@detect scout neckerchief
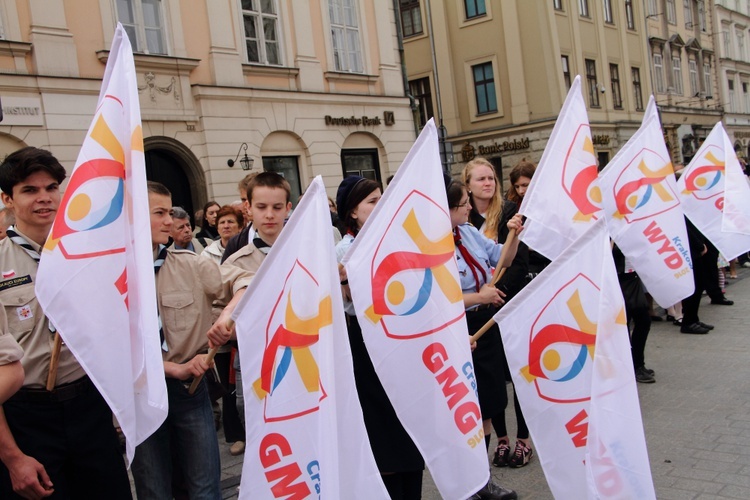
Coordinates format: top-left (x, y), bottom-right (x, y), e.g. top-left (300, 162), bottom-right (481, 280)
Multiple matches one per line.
top-left (154, 244), bottom-right (169, 351)
top-left (453, 226), bottom-right (488, 293)
top-left (253, 231), bottom-right (272, 255)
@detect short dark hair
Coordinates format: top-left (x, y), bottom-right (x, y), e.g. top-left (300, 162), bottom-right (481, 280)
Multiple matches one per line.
top-left (446, 180), bottom-right (467, 209)
top-left (0, 147), bottom-right (67, 196)
top-left (246, 171), bottom-right (291, 204)
top-left (216, 204), bottom-right (244, 228)
top-left (339, 178), bottom-right (380, 236)
top-left (147, 181), bottom-right (171, 198)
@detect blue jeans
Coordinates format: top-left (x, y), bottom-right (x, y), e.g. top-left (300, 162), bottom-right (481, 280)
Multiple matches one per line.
top-left (132, 378), bottom-right (221, 499)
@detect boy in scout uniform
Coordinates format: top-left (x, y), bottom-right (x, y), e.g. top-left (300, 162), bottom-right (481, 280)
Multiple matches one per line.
top-left (0, 147), bottom-right (131, 499)
top-left (130, 181), bottom-right (251, 499)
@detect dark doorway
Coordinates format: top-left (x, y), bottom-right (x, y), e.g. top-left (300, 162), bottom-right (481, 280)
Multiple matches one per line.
top-left (341, 148), bottom-right (382, 184)
top-left (145, 149), bottom-right (194, 220)
top-left (597, 151), bottom-right (610, 172)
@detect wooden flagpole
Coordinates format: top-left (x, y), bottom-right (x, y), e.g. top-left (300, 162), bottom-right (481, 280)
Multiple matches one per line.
top-left (469, 228), bottom-right (517, 344)
top-left (46, 333), bottom-right (62, 391)
top-left (189, 318), bottom-right (235, 395)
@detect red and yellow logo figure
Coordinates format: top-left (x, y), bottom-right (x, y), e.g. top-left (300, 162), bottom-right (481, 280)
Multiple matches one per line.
top-left (612, 149), bottom-right (678, 223)
top-left (562, 125), bottom-right (602, 222)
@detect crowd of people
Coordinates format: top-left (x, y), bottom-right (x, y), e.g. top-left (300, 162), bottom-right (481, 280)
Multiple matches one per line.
top-left (0, 146), bottom-right (742, 500)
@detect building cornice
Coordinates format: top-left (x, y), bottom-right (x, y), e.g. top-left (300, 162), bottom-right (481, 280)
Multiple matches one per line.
top-left (0, 40), bottom-right (31, 58)
top-left (96, 50), bottom-right (200, 73)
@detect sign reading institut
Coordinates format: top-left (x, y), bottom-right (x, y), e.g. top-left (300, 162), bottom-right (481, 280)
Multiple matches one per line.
top-left (1, 97), bottom-right (43, 126)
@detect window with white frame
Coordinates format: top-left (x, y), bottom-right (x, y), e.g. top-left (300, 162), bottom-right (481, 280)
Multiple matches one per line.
top-left (743, 81), bottom-right (750, 112)
top-left (241, 0), bottom-right (281, 65)
top-left (472, 62), bottom-right (498, 114)
top-left (554, 0), bottom-right (564, 11)
top-left (648, 0), bottom-right (658, 16)
top-left (704, 62), bottom-right (712, 96)
top-left (724, 30), bottom-right (732, 58)
top-left (610, 63), bottom-right (622, 108)
top-left (672, 55), bottom-right (683, 94)
top-left (729, 78), bottom-right (736, 112)
top-left (603, 0), bottom-right (613, 23)
top-left (666, 0), bottom-right (676, 24)
top-left (562, 55), bottom-right (572, 90)
top-left (654, 53), bottom-right (665, 92)
top-left (586, 59), bottom-right (600, 107)
top-left (684, 0), bottom-right (693, 27)
top-left (632, 67), bottom-right (644, 110)
top-left (738, 31), bottom-right (746, 61)
top-left (116, 0), bottom-right (166, 54)
top-left (464, 0), bottom-right (487, 19)
top-left (689, 59), bottom-right (699, 95)
top-left (579, 0), bottom-right (590, 17)
top-left (626, 0), bottom-right (635, 29)
top-left (329, 0), bottom-right (363, 73)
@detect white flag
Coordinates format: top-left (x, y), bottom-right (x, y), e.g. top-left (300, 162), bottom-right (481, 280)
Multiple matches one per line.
top-left (232, 177), bottom-right (387, 499)
top-left (36, 24), bottom-right (167, 464)
top-left (598, 97), bottom-right (694, 308)
top-left (496, 219), bottom-right (655, 499)
top-left (677, 122), bottom-right (750, 260)
top-left (342, 119), bottom-right (489, 500)
top-left (520, 75), bottom-right (602, 260)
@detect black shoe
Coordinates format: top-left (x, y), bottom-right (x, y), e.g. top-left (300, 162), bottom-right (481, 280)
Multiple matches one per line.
top-left (643, 366), bottom-right (655, 376)
top-left (672, 318), bottom-right (682, 326)
top-left (635, 366), bottom-right (656, 383)
top-left (710, 297), bottom-right (734, 305)
top-left (681, 322), bottom-right (710, 334)
top-left (698, 321), bottom-right (714, 330)
top-left (476, 480), bottom-right (518, 500)
top-left (666, 314), bottom-right (675, 322)
top-left (650, 315), bottom-right (664, 321)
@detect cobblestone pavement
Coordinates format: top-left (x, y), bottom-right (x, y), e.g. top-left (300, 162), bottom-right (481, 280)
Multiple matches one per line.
top-left (131, 266), bottom-right (750, 499)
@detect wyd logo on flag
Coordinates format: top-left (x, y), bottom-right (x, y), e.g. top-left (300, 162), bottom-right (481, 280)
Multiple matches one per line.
top-left (682, 147), bottom-right (724, 208)
top-left (612, 149), bottom-right (678, 223)
top-left (253, 260), bottom-right (331, 423)
top-left (44, 95), bottom-right (130, 260)
top-left (363, 191), bottom-right (463, 339)
top-left (522, 274), bottom-right (600, 404)
top-left (562, 124), bottom-right (601, 222)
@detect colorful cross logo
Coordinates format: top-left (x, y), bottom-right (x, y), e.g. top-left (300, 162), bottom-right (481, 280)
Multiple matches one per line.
top-left (682, 148), bottom-right (724, 201)
top-left (562, 125), bottom-right (601, 222)
top-left (612, 149), bottom-right (678, 223)
top-left (364, 191), bottom-right (463, 339)
top-left (254, 261), bottom-right (331, 422)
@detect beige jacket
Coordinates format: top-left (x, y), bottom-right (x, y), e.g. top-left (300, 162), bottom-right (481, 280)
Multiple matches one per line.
top-left (157, 248), bottom-right (252, 364)
top-left (222, 242), bottom-right (267, 275)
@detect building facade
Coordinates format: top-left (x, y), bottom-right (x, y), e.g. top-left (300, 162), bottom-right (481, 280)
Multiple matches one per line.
top-left (714, 0), bottom-right (750, 159)
top-left (401, 0), bottom-right (655, 188)
top-left (0, 0), bottom-right (415, 214)
top-left (645, 0), bottom-right (721, 165)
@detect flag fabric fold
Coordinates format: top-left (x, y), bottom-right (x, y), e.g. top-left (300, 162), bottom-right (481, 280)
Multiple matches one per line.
top-left (519, 75), bottom-right (602, 260)
top-left (342, 119), bottom-right (489, 500)
top-left (597, 96), bottom-right (694, 308)
top-left (495, 219), bottom-right (655, 499)
top-left (232, 176), bottom-right (387, 499)
top-left (35, 24), bottom-right (167, 464)
top-left (676, 122), bottom-right (750, 260)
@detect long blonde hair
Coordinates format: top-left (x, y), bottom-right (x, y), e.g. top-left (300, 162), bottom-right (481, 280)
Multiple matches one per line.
top-left (462, 157), bottom-right (503, 241)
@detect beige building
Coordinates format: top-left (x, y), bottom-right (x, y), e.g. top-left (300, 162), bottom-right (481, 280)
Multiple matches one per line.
top-left (402, 0), bottom-right (655, 187)
top-left (645, 0), bottom-right (721, 165)
top-left (0, 0), bottom-right (415, 215)
top-left (713, 0), bottom-right (750, 160)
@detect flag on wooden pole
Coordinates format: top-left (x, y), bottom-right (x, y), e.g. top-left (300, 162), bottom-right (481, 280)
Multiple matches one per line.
top-left (36, 24), bottom-right (167, 464)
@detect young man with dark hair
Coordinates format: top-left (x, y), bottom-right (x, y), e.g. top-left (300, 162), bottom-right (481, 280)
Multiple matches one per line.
top-left (131, 181), bottom-right (252, 498)
top-left (0, 146), bottom-right (132, 499)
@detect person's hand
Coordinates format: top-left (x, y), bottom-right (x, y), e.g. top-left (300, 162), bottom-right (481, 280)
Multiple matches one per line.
top-left (175, 355), bottom-right (211, 381)
top-left (507, 213), bottom-right (524, 234)
top-left (6, 454), bottom-right (54, 499)
top-left (207, 319), bottom-right (233, 349)
top-left (338, 264), bottom-right (347, 283)
top-left (701, 244), bottom-right (707, 256)
top-left (470, 340), bottom-right (477, 352)
top-left (478, 283), bottom-right (504, 306)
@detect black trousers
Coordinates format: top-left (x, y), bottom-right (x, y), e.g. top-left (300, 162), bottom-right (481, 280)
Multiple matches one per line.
top-left (214, 350), bottom-right (245, 443)
top-left (0, 377), bottom-right (131, 499)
